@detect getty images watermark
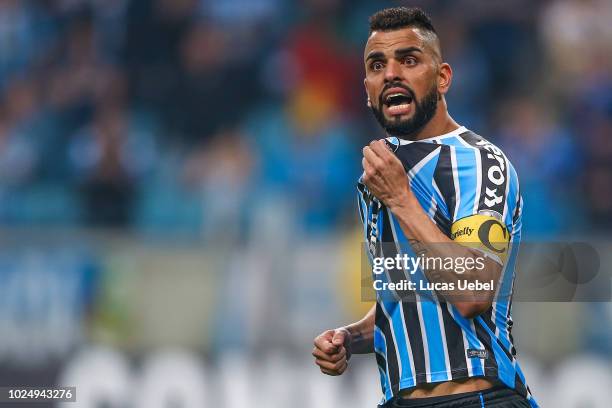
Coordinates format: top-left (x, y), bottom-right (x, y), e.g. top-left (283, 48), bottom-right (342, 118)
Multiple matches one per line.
top-left (371, 253), bottom-right (493, 293)
top-left (360, 241), bottom-right (611, 302)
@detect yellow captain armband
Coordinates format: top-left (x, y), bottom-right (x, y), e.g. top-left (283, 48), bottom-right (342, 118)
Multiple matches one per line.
top-left (450, 214), bottom-right (510, 265)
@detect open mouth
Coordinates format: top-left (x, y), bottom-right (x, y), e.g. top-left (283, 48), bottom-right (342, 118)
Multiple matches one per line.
top-left (383, 88), bottom-right (413, 116)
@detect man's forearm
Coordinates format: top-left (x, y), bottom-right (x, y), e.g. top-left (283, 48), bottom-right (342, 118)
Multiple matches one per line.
top-left (343, 304), bottom-right (376, 355)
top-left (387, 194), bottom-right (500, 316)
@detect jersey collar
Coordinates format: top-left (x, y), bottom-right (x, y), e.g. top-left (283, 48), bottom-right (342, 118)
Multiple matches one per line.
top-left (394, 126), bottom-right (468, 145)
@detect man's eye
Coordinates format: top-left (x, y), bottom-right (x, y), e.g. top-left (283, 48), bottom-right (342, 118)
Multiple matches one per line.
top-left (371, 61), bottom-right (384, 71)
top-left (403, 57), bottom-right (417, 66)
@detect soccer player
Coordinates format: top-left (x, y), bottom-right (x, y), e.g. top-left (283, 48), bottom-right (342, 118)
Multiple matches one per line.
top-left (312, 7), bottom-right (538, 408)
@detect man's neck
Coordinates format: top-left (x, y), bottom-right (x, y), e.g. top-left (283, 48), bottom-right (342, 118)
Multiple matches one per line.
top-left (412, 110), bottom-right (460, 141)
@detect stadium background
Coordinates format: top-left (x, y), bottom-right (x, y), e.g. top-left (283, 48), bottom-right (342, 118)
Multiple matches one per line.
top-left (0, 0), bottom-right (611, 406)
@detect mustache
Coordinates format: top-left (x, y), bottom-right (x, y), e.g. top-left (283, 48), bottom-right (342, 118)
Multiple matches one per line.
top-left (379, 82), bottom-right (415, 104)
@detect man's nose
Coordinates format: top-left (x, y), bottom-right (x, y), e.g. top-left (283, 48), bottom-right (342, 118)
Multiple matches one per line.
top-left (384, 59), bottom-right (403, 82)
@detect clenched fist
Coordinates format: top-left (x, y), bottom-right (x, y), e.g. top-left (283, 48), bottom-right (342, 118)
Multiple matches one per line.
top-left (362, 139), bottom-right (412, 210)
top-left (312, 328), bottom-right (351, 376)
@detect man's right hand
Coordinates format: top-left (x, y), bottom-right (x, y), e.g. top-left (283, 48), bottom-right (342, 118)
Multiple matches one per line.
top-left (312, 328), bottom-right (351, 376)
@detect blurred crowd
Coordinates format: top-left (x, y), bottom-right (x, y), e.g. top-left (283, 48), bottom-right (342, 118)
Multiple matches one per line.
top-left (1, 0), bottom-right (612, 238)
top-left (1, 3), bottom-right (611, 400)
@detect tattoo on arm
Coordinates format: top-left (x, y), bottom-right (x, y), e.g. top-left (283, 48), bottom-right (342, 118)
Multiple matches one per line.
top-left (408, 238), bottom-right (427, 257)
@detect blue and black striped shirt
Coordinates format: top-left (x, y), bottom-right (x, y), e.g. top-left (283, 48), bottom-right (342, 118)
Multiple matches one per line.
top-left (357, 126), bottom-right (538, 407)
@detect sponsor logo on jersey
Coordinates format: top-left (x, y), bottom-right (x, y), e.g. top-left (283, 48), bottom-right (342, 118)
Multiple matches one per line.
top-left (476, 139), bottom-right (507, 210)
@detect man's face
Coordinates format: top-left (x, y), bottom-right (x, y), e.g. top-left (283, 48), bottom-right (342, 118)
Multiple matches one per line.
top-left (364, 27), bottom-right (441, 138)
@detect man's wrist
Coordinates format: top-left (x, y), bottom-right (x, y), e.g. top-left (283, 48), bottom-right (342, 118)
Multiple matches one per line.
top-left (387, 190), bottom-right (419, 214)
top-left (336, 327), bottom-right (353, 359)
top-left (337, 326), bottom-right (353, 342)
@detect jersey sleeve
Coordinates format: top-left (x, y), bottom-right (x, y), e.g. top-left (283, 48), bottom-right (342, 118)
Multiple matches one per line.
top-left (441, 141), bottom-right (518, 265)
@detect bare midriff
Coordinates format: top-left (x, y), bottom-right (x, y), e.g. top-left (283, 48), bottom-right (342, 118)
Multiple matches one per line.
top-left (399, 377), bottom-right (495, 399)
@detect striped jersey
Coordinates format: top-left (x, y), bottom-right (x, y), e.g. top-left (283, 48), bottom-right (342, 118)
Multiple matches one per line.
top-left (356, 126), bottom-right (538, 407)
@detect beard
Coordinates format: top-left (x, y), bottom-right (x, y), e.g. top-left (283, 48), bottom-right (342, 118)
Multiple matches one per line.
top-left (370, 83), bottom-right (439, 139)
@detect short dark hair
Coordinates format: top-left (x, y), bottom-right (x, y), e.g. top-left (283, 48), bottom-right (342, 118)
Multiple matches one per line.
top-left (369, 7), bottom-right (437, 35)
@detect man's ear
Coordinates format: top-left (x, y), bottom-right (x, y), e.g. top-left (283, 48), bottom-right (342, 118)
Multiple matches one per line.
top-left (438, 62), bottom-right (453, 95)
top-left (364, 78), bottom-right (372, 107)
